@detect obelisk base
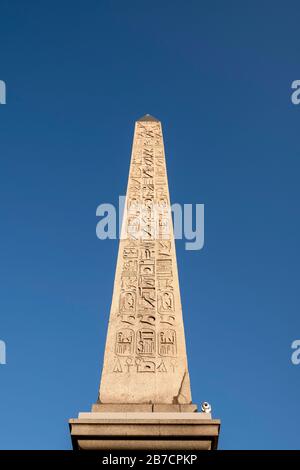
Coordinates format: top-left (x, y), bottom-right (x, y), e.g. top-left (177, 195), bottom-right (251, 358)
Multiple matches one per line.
top-left (69, 406), bottom-right (220, 450)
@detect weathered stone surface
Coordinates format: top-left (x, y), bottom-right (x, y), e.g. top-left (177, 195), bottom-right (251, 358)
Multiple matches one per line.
top-left (153, 404), bottom-right (181, 412)
top-left (153, 403), bottom-right (198, 412)
top-left (91, 403), bottom-right (153, 412)
top-left (77, 412), bottom-right (211, 420)
top-left (69, 415), bottom-right (220, 450)
top-left (98, 117), bottom-right (192, 404)
top-left (76, 439), bottom-right (214, 450)
top-left (91, 403), bottom-right (198, 412)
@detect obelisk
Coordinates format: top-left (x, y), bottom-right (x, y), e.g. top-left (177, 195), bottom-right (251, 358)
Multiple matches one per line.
top-left (99, 114), bottom-right (192, 404)
top-left (69, 115), bottom-right (220, 450)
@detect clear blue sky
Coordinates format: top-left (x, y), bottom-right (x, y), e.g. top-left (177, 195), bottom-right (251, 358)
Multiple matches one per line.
top-left (0, 0), bottom-right (300, 450)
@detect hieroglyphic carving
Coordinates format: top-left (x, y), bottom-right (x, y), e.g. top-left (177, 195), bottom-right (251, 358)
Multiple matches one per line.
top-left (155, 185), bottom-right (168, 201)
top-left (159, 313), bottom-right (175, 326)
top-left (127, 215), bottom-right (140, 239)
top-left (140, 243), bottom-right (155, 260)
top-left (123, 247), bottom-right (138, 259)
top-left (115, 329), bottom-right (134, 356)
top-left (156, 259), bottom-right (172, 276)
top-left (125, 357), bottom-right (134, 372)
top-left (157, 276), bottom-right (173, 290)
top-left (119, 313), bottom-right (136, 325)
top-left (139, 261), bottom-right (155, 276)
top-left (122, 259), bottom-right (138, 275)
top-left (127, 196), bottom-right (140, 212)
top-left (157, 359), bottom-right (167, 372)
top-left (143, 156), bottom-right (154, 172)
top-left (136, 328), bottom-right (155, 356)
top-left (142, 222), bottom-right (155, 241)
top-left (158, 216), bottom-right (170, 239)
top-left (121, 276), bottom-right (137, 292)
top-left (158, 240), bottom-right (171, 258)
top-left (139, 275), bottom-right (155, 289)
top-left (113, 358), bottom-right (122, 373)
top-left (132, 146), bottom-right (143, 162)
top-left (158, 330), bottom-right (177, 357)
top-left (137, 313), bottom-right (156, 326)
top-left (135, 358), bottom-right (155, 372)
top-left (142, 188), bottom-right (154, 203)
top-left (158, 291), bottom-right (174, 312)
top-left (155, 155), bottom-right (166, 177)
top-left (143, 198), bottom-right (154, 211)
top-left (157, 197), bottom-right (169, 211)
top-left (155, 176), bottom-right (166, 187)
top-left (128, 177), bottom-right (141, 193)
top-left (139, 288), bottom-right (156, 310)
top-left (113, 356), bottom-right (178, 374)
top-left (109, 118), bottom-right (182, 376)
top-left (120, 250), bottom-right (138, 324)
top-left (119, 291), bottom-right (136, 313)
top-left (130, 164), bottom-right (142, 178)
top-left (143, 165), bottom-right (154, 178)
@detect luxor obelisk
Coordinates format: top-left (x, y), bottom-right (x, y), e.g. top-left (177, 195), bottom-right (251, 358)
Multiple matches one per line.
top-left (69, 115), bottom-right (220, 450)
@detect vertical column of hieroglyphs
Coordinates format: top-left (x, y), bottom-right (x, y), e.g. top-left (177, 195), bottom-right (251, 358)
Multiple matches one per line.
top-left (99, 117), bottom-right (192, 403)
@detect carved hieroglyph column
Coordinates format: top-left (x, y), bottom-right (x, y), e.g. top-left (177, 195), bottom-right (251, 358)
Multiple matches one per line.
top-left (99, 114), bottom-right (192, 404)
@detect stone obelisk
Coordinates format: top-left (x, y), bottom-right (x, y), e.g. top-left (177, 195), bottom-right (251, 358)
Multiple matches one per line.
top-left (69, 115), bottom-right (220, 450)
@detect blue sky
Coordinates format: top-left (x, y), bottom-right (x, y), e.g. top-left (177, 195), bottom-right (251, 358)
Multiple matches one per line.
top-left (0, 0), bottom-right (300, 449)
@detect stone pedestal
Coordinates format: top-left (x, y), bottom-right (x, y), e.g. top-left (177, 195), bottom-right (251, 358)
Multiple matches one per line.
top-left (69, 404), bottom-right (220, 450)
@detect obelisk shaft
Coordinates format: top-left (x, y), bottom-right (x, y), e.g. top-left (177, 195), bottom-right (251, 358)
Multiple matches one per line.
top-left (99, 115), bottom-right (192, 404)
